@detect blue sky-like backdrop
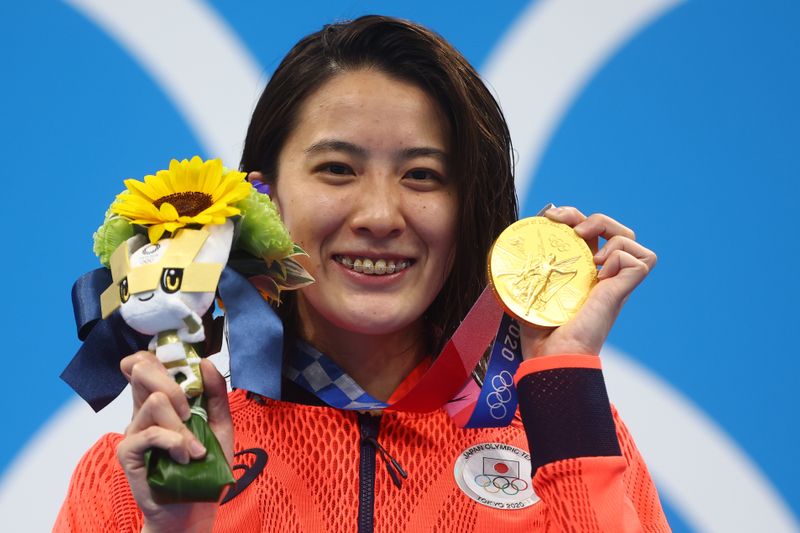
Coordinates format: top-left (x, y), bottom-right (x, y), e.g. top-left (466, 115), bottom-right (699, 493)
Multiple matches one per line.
top-left (1, 2), bottom-right (797, 531)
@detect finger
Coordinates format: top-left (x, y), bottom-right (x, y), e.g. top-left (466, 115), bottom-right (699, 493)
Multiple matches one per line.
top-left (573, 213), bottom-right (636, 256)
top-left (126, 391), bottom-right (185, 434)
top-left (595, 235), bottom-right (657, 271)
top-left (200, 360), bottom-right (230, 422)
top-left (117, 425), bottom-right (194, 467)
top-left (596, 249), bottom-right (650, 292)
top-left (199, 360), bottom-right (234, 461)
top-left (126, 392), bottom-right (207, 460)
top-left (120, 351), bottom-right (156, 381)
top-left (126, 355), bottom-right (191, 421)
top-left (544, 206), bottom-right (603, 253)
top-left (543, 206), bottom-right (587, 227)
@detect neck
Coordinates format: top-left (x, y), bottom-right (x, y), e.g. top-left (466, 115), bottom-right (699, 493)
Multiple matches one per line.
top-left (295, 298), bottom-right (426, 402)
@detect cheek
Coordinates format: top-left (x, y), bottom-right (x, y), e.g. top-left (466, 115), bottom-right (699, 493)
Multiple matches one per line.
top-left (415, 195), bottom-right (459, 257)
top-left (276, 189), bottom-right (349, 256)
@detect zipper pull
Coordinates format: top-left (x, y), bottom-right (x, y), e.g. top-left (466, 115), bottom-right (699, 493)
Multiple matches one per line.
top-left (363, 436), bottom-right (408, 489)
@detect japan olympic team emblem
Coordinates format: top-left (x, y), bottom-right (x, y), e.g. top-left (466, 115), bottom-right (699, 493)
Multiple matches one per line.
top-left (453, 442), bottom-right (540, 510)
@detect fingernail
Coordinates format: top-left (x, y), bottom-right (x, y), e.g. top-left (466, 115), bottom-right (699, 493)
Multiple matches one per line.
top-left (189, 439), bottom-right (206, 458)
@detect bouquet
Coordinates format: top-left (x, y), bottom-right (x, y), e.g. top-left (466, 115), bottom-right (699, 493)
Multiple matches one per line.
top-left (64, 156), bottom-right (313, 502)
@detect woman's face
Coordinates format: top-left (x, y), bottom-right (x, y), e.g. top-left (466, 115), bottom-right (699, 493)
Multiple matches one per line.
top-left (271, 69), bottom-right (458, 340)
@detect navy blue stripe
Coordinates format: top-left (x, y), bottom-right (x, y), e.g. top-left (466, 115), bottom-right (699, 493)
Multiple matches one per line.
top-left (517, 367), bottom-right (621, 473)
top-left (357, 413), bottom-right (380, 533)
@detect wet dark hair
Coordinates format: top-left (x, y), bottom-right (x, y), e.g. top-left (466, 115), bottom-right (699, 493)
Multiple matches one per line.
top-left (240, 15), bottom-right (518, 354)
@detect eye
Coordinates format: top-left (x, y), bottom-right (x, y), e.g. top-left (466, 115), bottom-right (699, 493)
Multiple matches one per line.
top-left (161, 268), bottom-right (183, 293)
top-left (320, 163), bottom-right (354, 176)
top-left (404, 169), bottom-right (441, 181)
top-left (119, 277), bottom-right (130, 303)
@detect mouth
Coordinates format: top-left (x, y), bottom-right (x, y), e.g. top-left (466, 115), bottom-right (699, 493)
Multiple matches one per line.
top-left (137, 293), bottom-right (155, 302)
top-left (333, 254), bottom-right (414, 276)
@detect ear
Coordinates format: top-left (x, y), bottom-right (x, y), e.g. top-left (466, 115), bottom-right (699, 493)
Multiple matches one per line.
top-left (246, 171), bottom-right (264, 185)
top-left (248, 171), bottom-right (280, 210)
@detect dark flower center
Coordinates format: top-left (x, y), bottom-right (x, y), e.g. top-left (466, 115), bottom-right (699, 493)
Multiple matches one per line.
top-left (153, 192), bottom-right (213, 217)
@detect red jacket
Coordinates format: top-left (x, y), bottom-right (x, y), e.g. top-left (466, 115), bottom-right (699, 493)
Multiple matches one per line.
top-left (55, 355), bottom-right (670, 532)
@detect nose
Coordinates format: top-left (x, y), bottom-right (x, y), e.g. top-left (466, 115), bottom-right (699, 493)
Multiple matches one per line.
top-left (349, 176), bottom-right (405, 239)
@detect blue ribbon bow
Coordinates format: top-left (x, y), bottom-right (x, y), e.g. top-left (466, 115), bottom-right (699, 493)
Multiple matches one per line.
top-left (61, 266), bottom-right (283, 412)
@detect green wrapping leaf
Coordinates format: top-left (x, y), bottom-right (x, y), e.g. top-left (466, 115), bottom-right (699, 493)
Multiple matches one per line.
top-left (277, 258), bottom-right (315, 289)
top-left (145, 396), bottom-right (234, 503)
top-left (291, 243), bottom-right (308, 256)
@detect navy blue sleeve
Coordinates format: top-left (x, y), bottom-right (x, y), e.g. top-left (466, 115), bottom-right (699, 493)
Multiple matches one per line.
top-left (517, 367), bottom-right (622, 473)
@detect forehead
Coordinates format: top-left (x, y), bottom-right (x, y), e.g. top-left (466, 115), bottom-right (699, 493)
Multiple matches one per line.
top-left (287, 69), bottom-right (450, 151)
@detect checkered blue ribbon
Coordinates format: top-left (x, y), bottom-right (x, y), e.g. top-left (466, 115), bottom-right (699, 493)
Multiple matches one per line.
top-left (284, 341), bottom-right (389, 410)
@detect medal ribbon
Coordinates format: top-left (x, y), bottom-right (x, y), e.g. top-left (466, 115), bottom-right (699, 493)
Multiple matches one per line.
top-left (283, 287), bottom-right (523, 428)
top-left (445, 313), bottom-right (522, 427)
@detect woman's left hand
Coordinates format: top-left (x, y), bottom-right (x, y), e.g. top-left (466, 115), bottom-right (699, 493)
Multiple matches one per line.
top-left (519, 206), bottom-right (657, 359)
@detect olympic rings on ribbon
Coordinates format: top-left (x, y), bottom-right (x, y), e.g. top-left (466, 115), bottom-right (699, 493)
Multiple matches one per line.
top-left (473, 474), bottom-right (529, 495)
top-left (486, 370), bottom-right (515, 420)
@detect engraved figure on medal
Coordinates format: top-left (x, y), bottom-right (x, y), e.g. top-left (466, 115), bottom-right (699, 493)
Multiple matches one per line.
top-left (504, 229), bottom-right (580, 315)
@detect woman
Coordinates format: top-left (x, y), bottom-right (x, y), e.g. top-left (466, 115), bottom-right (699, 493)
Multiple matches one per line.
top-left (57, 15), bottom-right (668, 532)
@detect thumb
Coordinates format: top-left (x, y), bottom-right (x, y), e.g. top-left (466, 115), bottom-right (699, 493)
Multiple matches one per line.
top-left (199, 359), bottom-right (234, 460)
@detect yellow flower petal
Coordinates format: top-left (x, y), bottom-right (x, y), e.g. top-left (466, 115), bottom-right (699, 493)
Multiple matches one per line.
top-left (145, 172), bottom-right (174, 197)
top-left (159, 202), bottom-right (179, 220)
top-left (123, 178), bottom-right (161, 201)
top-left (148, 224), bottom-right (167, 243)
top-left (189, 214), bottom-right (213, 225)
top-left (169, 159), bottom-right (188, 191)
top-left (215, 183), bottom-right (252, 206)
top-left (112, 197), bottom-right (161, 220)
top-left (163, 221), bottom-right (185, 232)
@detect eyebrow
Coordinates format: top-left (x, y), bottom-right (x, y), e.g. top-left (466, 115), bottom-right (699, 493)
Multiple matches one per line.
top-left (305, 139), bottom-right (447, 162)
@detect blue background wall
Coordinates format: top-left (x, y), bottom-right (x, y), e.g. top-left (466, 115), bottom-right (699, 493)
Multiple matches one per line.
top-left (1, 2), bottom-right (797, 531)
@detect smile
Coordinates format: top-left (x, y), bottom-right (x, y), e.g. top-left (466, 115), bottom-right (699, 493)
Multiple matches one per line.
top-left (334, 255), bottom-right (413, 275)
top-left (137, 293), bottom-right (154, 301)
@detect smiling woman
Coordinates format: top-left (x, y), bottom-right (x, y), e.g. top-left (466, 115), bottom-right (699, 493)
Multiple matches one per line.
top-left (56, 15), bottom-right (669, 533)
top-left (258, 70), bottom-right (459, 400)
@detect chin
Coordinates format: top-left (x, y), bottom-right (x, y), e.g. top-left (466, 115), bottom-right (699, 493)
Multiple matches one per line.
top-left (336, 313), bottom-right (416, 337)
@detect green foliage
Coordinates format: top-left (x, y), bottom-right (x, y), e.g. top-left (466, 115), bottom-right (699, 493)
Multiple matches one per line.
top-left (235, 189), bottom-right (293, 263)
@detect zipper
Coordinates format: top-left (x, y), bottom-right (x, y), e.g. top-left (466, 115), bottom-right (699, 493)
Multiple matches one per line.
top-left (357, 412), bottom-right (381, 533)
top-left (357, 413), bottom-right (409, 532)
top-left (362, 436), bottom-right (408, 489)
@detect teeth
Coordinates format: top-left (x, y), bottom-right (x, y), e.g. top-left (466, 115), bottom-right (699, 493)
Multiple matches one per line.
top-left (336, 256), bottom-right (410, 275)
top-left (362, 258), bottom-right (374, 274)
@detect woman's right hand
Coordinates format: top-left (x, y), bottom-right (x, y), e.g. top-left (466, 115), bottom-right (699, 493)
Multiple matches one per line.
top-left (116, 351), bottom-right (234, 533)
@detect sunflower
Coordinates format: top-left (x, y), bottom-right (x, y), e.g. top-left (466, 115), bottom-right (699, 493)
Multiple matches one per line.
top-left (112, 156), bottom-right (253, 242)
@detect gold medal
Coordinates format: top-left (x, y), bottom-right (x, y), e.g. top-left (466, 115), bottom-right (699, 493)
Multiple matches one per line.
top-left (488, 217), bottom-right (597, 327)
